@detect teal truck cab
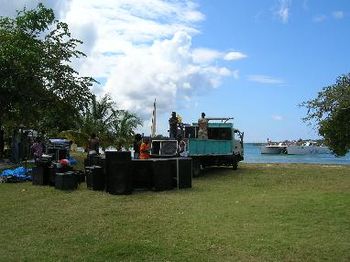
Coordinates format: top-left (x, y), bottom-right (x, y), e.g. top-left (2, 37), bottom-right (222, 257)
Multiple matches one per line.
top-left (150, 117), bottom-right (244, 176)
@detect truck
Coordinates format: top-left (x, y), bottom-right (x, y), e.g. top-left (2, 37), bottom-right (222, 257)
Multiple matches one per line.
top-left (150, 117), bottom-right (244, 176)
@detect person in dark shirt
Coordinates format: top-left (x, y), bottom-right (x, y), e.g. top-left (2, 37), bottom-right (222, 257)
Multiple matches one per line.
top-left (87, 133), bottom-right (100, 155)
top-left (133, 134), bottom-right (142, 159)
top-left (169, 112), bottom-right (178, 139)
top-left (31, 137), bottom-right (43, 161)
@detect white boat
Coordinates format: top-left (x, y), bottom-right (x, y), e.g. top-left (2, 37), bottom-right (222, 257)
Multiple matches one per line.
top-left (286, 142), bottom-right (331, 155)
top-left (261, 144), bottom-right (287, 154)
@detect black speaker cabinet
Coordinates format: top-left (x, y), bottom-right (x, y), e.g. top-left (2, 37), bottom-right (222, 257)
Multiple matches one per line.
top-left (105, 151), bottom-right (132, 195)
top-left (92, 166), bottom-right (105, 191)
top-left (32, 166), bottom-right (49, 185)
top-left (55, 172), bottom-right (77, 190)
top-left (152, 159), bottom-right (174, 191)
top-left (176, 158), bottom-right (192, 189)
top-left (132, 159), bottom-right (154, 189)
top-left (85, 166), bottom-right (94, 189)
top-left (48, 166), bottom-right (57, 186)
top-left (85, 166), bottom-right (105, 191)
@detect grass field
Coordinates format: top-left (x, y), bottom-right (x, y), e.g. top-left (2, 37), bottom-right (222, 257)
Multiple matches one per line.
top-left (0, 163), bottom-right (349, 261)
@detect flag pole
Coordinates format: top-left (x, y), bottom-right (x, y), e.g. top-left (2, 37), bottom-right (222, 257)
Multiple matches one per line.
top-left (151, 98), bottom-right (157, 137)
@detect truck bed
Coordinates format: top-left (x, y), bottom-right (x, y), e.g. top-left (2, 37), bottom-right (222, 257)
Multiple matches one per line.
top-left (188, 139), bottom-right (233, 156)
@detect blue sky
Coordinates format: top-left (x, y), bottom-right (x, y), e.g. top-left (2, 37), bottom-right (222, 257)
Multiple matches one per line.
top-left (1, 0), bottom-right (349, 142)
top-left (176, 0), bottom-right (350, 142)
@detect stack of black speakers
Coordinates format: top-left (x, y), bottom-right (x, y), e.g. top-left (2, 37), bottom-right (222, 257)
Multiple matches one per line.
top-left (131, 158), bottom-right (192, 191)
top-left (85, 166), bottom-right (105, 191)
top-left (105, 151), bottom-right (132, 195)
top-left (151, 159), bottom-right (174, 191)
top-left (32, 157), bottom-right (82, 191)
top-left (55, 171), bottom-right (78, 190)
top-left (83, 152), bottom-right (192, 195)
top-left (32, 158), bottom-right (52, 185)
top-left (171, 158), bottom-right (192, 189)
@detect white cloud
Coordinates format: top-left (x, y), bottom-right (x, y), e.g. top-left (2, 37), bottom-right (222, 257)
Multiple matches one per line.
top-left (1, 0), bottom-right (246, 134)
top-left (332, 11), bottom-right (344, 20)
top-left (192, 49), bottom-right (247, 64)
top-left (60, 1), bottom-right (241, 121)
top-left (275, 0), bottom-right (291, 24)
top-left (247, 75), bottom-right (285, 85)
top-left (224, 51), bottom-right (247, 61)
top-left (313, 14), bottom-right (327, 23)
top-left (272, 115), bottom-right (283, 121)
top-left (192, 48), bottom-right (222, 64)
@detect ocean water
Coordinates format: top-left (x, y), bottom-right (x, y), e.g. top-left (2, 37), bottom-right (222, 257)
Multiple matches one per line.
top-left (243, 143), bottom-right (350, 165)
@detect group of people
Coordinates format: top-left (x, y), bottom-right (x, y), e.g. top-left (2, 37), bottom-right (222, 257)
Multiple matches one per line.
top-left (169, 111), bottom-right (208, 140)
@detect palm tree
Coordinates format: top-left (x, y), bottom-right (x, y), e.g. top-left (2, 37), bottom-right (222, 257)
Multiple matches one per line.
top-left (60, 95), bottom-right (142, 150)
top-left (60, 94), bottom-right (116, 148)
top-left (113, 110), bottom-right (142, 150)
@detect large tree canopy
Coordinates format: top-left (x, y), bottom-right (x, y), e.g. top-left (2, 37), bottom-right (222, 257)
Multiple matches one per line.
top-left (0, 3), bottom-right (95, 133)
top-left (302, 73), bottom-right (350, 156)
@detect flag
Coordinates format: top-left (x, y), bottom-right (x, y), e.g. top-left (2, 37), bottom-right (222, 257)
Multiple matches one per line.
top-left (151, 98), bottom-right (156, 137)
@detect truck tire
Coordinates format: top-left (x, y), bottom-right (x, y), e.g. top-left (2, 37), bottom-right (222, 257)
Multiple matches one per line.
top-left (232, 155), bottom-right (238, 170)
top-left (232, 161), bottom-right (238, 170)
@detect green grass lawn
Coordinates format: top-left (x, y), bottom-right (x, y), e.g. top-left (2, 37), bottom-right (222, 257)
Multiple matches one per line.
top-left (0, 163), bottom-right (349, 261)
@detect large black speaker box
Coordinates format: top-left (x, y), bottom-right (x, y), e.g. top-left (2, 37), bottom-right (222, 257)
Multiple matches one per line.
top-left (152, 159), bottom-right (174, 191)
top-left (48, 166), bottom-right (56, 186)
top-left (176, 158), bottom-right (192, 189)
top-left (85, 166), bottom-right (105, 191)
top-left (55, 172), bottom-right (78, 190)
top-left (93, 166), bottom-right (105, 191)
top-left (105, 151), bottom-right (132, 195)
top-left (85, 166), bottom-right (94, 189)
top-left (132, 160), bottom-right (154, 189)
top-left (32, 166), bottom-right (49, 185)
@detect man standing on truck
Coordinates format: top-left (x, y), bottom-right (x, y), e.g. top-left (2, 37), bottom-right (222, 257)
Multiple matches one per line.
top-left (198, 112), bottom-right (208, 139)
top-left (169, 112), bottom-right (178, 139)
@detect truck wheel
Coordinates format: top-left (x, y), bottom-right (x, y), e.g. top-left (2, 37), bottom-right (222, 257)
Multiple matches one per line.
top-left (193, 159), bottom-right (201, 177)
top-left (232, 162), bottom-right (238, 170)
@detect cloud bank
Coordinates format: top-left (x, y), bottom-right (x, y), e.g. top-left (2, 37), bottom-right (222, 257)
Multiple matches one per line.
top-left (1, 0), bottom-right (246, 131)
top-left (59, 0), bottom-right (244, 120)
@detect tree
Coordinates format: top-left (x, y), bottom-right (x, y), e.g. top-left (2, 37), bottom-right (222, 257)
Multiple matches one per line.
top-left (60, 95), bottom-right (117, 149)
top-left (113, 110), bottom-right (142, 150)
top-left (0, 4), bottom-right (95, 136)
top-left (302, 73), bottom-right (350, 156)
top-left (60, 95), bottom-right (142, 150)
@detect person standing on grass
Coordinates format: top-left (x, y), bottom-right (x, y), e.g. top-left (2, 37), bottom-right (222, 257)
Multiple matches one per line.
top-left (133, 134), bottom-right (142, 159)
top-left (87, 133), bottom-right (100, 155)
top-left (139, 138), bottom-right (150, 159)
top-left (31, 137), bottom-right (43, 161)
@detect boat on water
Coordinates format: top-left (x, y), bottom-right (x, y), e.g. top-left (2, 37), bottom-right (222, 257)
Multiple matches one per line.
top-left (260, 139), bottom-right (331, 155)
top-left (286, 142), bottom-right (331, 155)
top-left (261, 143), bottom-right (287, 154)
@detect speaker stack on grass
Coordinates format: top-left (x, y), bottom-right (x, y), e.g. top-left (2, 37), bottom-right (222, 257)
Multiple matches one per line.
top-left (32, 155), bottom-right (83, 191)
top-left (32, 148), bottom-right (192, 194)
top-left (83, 151), bottom-right (193, 195)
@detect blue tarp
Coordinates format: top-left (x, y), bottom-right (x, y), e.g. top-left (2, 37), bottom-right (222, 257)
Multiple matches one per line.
top-left (0, 167), bottom-right (32, 183)
top-left (68, 156), bottom-right (77, 166)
